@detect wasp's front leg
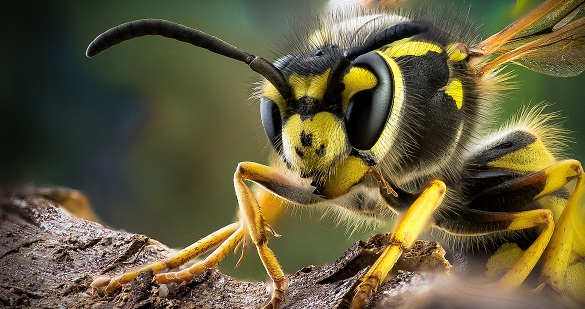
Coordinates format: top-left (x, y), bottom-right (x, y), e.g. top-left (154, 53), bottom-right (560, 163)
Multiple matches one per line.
top-left (91, 222), bottom-right (243, 293)
top-left (91, 161), bottom-right (304, 308)
top-left (232, 161), bottom-right (306, 308)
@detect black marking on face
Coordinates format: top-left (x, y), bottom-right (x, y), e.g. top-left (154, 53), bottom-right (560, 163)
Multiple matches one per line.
top-left (289, 96), bottom-right (339, 120)
top-left (300, 130), bottom-right (313, 147)
top-left (295, 147), bottom-right (304, 159)
top-left (316, 144), bottom-right (326, 158)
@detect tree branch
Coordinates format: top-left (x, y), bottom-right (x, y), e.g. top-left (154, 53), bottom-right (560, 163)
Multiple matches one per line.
top-left (1, 187), bottom-right (562, 308)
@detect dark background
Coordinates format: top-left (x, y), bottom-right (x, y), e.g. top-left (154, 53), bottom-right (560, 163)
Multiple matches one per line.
top-left (2, 0), bottom-right (584, 280)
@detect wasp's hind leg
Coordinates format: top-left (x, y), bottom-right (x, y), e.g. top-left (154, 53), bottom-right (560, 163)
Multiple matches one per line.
top-left (540, 162), bottom-right (585, 303)
top-left (450, 126), bottom-right (585, 302)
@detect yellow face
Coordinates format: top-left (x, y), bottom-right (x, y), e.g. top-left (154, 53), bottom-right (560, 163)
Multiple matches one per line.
top-left (262, 51), bottom-right (388, 197)
top-left (281, 111), bottom-right (349, 180)
top-left (262, 65), bottom-right (379, 188)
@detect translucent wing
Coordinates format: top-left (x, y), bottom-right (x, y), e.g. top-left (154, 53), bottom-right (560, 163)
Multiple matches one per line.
top-left (471, 0), bottom-right (585, 77)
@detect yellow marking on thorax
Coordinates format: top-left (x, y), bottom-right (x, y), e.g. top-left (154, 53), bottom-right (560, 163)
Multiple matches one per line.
top-left (445, 79), bottom-right (463, 109)
top-left (340, 67), bottom-right (377, 113)
top-left (381, 39), bottom-right (443, 58)
top-left (446, 43), bottom-right (469, 62)
top-left (488, 139), bottom-right (556, 172)
top-left (289, 70), bottom-right (330, 100)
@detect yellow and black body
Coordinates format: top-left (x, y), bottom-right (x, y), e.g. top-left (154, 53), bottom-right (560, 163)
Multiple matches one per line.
top-left (86, 0), bottom-right (585, 308)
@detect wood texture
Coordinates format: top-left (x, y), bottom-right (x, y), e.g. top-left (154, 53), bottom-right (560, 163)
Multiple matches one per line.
top-left (0, 187), bottom-right (563, 308)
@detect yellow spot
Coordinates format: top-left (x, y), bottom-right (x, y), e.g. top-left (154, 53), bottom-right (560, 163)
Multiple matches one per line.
top-left (381, 40), bottom-right (443, 58)
top-left (486, 243), bottom-right (524, 278)
top-left (445, 79), bottom-right (463, 109)
top-left (340, 67), bottom-right (377, 113)
top-left (446, 43), bottom-right (468, 62)
top-left (289, 70), bottom-right (330, 100)
top-left (488, 139), bottom-right (556, 172)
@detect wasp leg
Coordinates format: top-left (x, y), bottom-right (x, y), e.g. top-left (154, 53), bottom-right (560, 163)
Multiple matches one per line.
top-left (539, 161), bottom-right (585, 301)
top-left (232, 162), bottom-right (293, 309)
top-left (91, 222), bottom-right (240, 293)
top-left (443, 159), bottom-right (584, 298)
top-left (155, 223), bottom-right (245, 283)
top-left (494, 209), bottom-right (555, 289)
top-left (92, 161), bottom-right (305, 308)
top-left (488, 159), bottom-right (583, 289)
top-left (351, 180), bottom-right (447, 309)
top-left (483, 159), bottom-right (583, 291)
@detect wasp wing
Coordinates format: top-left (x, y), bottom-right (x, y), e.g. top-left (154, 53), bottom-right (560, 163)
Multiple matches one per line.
top-left (472, 0), bottom-right (585, 77)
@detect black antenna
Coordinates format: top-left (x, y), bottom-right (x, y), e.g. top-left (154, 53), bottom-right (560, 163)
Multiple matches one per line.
top-left (323, 21), bottom-right (430, 102)
top-left (87, 19), bottom-right (293, 102)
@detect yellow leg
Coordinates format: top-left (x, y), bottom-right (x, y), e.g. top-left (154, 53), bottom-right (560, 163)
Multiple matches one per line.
top-left (483, 159), bottom-right (584, 300)
top-left (485, 160), bottom-right (582, 290)
top-left (92, 161), bottom-right (297, 308)
top-left (497, 209), bottom-right (554, 289)
top-left (156, 224), bottom-right (245, 283)
top-left (540, 160), bottom-right (585, 300)
top-left (91, 222), bottom-right (239, 292)
top-left (351, 180), bottom-right (446, 309)
top-left (234, 162), bottom-right (287, 308)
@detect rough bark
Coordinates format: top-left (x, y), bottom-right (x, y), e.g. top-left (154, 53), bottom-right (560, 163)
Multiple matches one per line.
top-left (0, 187), bottom-right (566, 308)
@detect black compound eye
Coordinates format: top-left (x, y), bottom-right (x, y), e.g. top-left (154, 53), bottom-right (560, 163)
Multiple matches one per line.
top-left (344, 52), bottom-right (393, 150)
top-left (260, 97), bottom-right (283, 152)
top-left (345, 89), bottom-right (376, 150)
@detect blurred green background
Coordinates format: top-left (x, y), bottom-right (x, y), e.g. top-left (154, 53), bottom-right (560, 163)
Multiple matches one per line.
top-left (2, 0), bottom-right (584, 281)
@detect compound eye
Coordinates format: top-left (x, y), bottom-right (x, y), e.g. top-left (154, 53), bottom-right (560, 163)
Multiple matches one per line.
top-left (260, 97), bottom-right (283, 152)
top-left (344, 52), bottom-right (393, 150)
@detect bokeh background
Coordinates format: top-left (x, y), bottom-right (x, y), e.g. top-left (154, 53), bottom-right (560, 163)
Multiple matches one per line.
top-left (2, 0), bottom-right (584, 281)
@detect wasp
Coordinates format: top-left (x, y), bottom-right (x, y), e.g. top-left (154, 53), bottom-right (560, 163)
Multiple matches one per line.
top-left (87, 0), bottom-right (585, 307)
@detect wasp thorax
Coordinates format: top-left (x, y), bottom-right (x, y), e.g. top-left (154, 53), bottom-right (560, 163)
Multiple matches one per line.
top-left (281, 112), bottom-right (349, 178)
